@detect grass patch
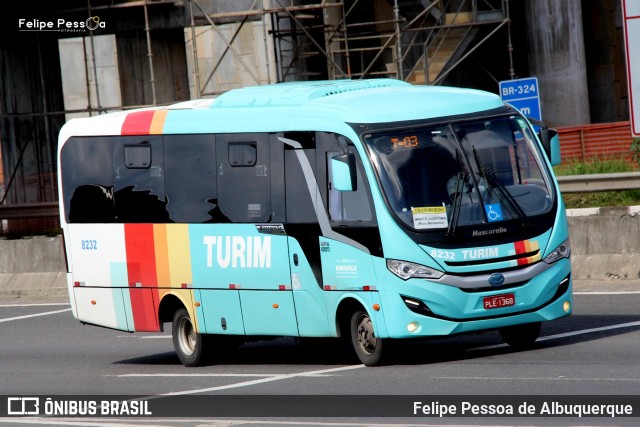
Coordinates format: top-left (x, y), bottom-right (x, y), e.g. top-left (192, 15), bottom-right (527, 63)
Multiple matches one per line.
top-left (553, 157), bottom-right (638, 176)
top-left (553, 158), bottom-right (640, 208)
top-left (561, 190), bottom-right (640, 209)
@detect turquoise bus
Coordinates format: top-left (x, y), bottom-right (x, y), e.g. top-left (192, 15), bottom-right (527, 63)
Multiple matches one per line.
top-left (57, 78), bottom-right (572, 366)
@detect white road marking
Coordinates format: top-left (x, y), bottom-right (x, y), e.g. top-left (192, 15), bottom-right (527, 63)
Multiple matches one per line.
top-left (154, 364), bottom-right (365, 397)
top-left (0, 303), bottom-right (70, 307)
top-left (472, 320), bottom-right (640, 351)
top-left (113, 373), bottom-right (333, 378)
top-left (0, 308), bottom-right (71, 323)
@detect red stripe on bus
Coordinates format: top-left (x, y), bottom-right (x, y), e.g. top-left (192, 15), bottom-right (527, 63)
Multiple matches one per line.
top-left (128, 288), bottom-right (160, 332)
top-left (513, 240), bottom-right (529, 266)
top-left (125, 224), bottom-right (160, 331)
top-left (513, 240), bottom-right (526, 255)
top-left (121, 110), bottom-right (155, 135)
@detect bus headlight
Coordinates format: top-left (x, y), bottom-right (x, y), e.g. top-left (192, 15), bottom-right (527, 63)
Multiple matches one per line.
top-left (387, 259), bottom-right (444, 280)
top-left (542, 238), bottom-right (571, 264)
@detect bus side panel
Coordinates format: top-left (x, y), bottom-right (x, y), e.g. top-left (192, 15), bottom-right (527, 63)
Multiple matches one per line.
top-left (67, 224), bottom-right (127, 287)
top-left (292, 290), bottom-right (330, 337)
top-left (125, 288), bottom-right (160, 332)
top-left (371, 290), bottom-right (389, 339)
top-left (319, 237), bottom-right (377, 293)
top-left (288, 238), bottom-right (331, 337)
top-left (239, 291), bottom-right (299, 336)
top-left (196, 289), bottom-right (245, 335)
top-left (165, 224), bottom-right (193, 288)
top-left (124, 224), bottom-right (161, 332)
top-left (153, 224), bottom-right (172, 287)
top-left (74, 287), bottom-right (129, 331)
top-left (189, 224), bottom-right (291, 291)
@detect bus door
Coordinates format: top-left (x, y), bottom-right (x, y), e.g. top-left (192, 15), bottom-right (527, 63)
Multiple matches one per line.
top-left (281, 132), bottom-right (383, 335)
top-left (212, 134), bottom-right (297, 337)
top-left (319, 145), bottom-right (379, 295)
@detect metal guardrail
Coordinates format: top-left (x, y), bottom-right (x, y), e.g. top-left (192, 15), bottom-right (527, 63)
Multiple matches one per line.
top-left (557, 172), bottom-right (640, 193)
top-left (0, 202), bottom-right (59, 220)
top-left (0, 173), bottom-right (639, 222)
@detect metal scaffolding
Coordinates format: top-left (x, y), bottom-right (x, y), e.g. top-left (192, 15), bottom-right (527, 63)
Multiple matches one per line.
top-left (0, 0), bottom-right (514, 235)
top-left (184, 0), bottom-right (511, 94)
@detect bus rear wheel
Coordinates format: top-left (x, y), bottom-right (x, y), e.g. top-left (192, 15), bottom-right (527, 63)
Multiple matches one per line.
top-left (172, 307), bottom-right (208, 367)
top-left (499, 321), bottom-right (541, 349)
top-left (350, 310), bottom-right (385, 366)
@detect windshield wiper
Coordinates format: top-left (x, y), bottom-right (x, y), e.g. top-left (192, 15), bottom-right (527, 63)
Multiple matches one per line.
top-left (446, 171), bottom-right (466, 237)
top-left (472, 146), bottom-right (531, 227)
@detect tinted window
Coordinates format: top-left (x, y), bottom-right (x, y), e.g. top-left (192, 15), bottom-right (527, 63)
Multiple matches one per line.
top-left (164, 134), bottom-right (218, 223)
top-left (285, 148), bottom-right (318, 223)
top-left (364, 116), bottom-right (554, 232)
top-left (316, 132), bottom-right (375, 227)
top-left (216, 134), bottom-right (271, 222)
top-left (326, 149), bottom-right (372, 222)
top-left (60, 137), bottom-right (114, 223)
top-left (113, 137), bottom-right (169, 223)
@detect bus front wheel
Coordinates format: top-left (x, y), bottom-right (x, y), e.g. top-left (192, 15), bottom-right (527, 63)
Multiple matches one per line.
top-left (499, 321), bottom-right (541, 349)
top-left (350, 310), bottom-right (384, 366)
top-left (172, 307), bottom-right (208, 367)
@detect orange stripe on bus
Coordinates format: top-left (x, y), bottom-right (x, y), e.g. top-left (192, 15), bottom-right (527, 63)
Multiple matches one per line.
top-left (149, 109), bottom-right (168, 134)
top-left (153, 224), bottom-right (171, 288)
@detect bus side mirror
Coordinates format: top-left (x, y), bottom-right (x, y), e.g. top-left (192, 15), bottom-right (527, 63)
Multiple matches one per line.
top-left (331, 153), bottom-right (357, 191)
top-left (539, 128), bottom-right (561, 166)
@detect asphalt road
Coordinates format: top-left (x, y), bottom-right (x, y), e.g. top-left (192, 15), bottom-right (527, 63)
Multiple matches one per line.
top-left (1, 287), bottom-right (639, 427)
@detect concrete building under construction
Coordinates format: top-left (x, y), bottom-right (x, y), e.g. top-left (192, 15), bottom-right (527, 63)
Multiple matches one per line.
top-left (0, 0), bottom-right (630, 235)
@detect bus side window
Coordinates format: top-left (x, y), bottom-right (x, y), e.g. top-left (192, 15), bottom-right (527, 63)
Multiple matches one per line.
top-left (164, 134), bottom-right (217, 223)
top-left (113, 137), bottom-right (170, 223)
top-left (285, 147), bottom-right (318, 223)
top-left (216, 134), bottom-right (272, 223)
top-left (326, 149), bottom-right (372, 222)
top-left (316, 133), bottom-right (374, 225)
top-left (61, 136), bottom-right (114, 223)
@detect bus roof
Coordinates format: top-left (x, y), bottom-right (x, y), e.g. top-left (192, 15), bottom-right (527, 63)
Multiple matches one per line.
top-left (58, 79), bottom-right (506, 139)
top-left (210, 79), bottom-right (504, 122)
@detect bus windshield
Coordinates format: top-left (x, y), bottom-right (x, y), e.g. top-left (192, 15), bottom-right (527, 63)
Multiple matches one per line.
top-left (363, 115), bottom-right (554, 235)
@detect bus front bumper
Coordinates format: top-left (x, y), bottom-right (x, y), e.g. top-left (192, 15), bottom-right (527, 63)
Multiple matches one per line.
top-left (376, 258), bottom-right (572, 339)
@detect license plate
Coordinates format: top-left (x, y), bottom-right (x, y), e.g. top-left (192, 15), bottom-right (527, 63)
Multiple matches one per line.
top-left (483, 293), bottom-right (515, 309)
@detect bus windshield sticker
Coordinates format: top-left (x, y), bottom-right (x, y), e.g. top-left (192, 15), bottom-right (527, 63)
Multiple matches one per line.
top-left (411, 206), bottom-right (448, 229)
top-left (484, 203), bottom-right (503, 222)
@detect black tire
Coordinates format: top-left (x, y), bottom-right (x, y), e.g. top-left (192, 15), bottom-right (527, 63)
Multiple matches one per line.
top-left (499, 322), bottom-right (541, 349)
top-left (350, 310), bottom-right (385, 366)
top-left (172, 307), bottom-right (208, 367)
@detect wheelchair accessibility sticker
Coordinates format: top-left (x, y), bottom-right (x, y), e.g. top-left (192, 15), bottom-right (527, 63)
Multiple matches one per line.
top-left (484, 204), bottom-right (503, 222)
